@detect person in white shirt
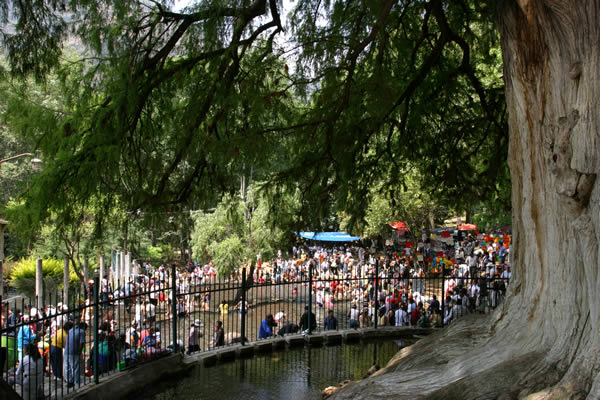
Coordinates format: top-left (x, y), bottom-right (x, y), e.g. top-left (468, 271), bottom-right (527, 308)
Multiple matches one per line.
top-left (395, 305), bottom-right (409, 326)
top-left (469, 281), bottom-right (480, 299)
top-left (444, 300), bottom-right (462, 325)
top-left (134, 299), bottom-right (144, 326)
top-left (126, 321), bottom-right (139, 348)
top-left (274, 309), bottom-right (287, 326)
top-left (11, 344), bottom-right (43, 400)
top-left (348, 304), bottom-right (360, 328)
top-left (145, 300), bottom-right (156, 324)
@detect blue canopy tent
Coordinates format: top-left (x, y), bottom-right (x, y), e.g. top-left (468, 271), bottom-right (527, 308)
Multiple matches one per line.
top-left (296, 232), bottom-right (361, 242)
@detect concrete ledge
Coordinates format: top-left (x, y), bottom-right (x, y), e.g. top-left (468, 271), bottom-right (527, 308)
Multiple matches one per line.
top-left (272, 337), bottom-right (287, 350)
top-left (69, 353), bottom-right (188, 400)
top-left (201, 353), bottom-right (217, 367)
top-left (344, 330), bottom-right (361, 342)
top-left (305, 334), bottom-right (324, 346)
top-left (324, 332), bottom-right (343, 345)
top-left (285, 334), bottom-right (305, 348)
top-left (254, 341), bottom-right (273, 353)
top-left (361, 328), bottom-right (380, 339)
top-left (70, 327), bottom-right (433, 400)
top-left (216, 347), bottom-right (237, 361)
top-left (237, 345), bottom-right (254, 358)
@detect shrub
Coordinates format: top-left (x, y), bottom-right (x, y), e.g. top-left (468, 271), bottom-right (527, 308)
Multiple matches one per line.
top-left (8, 258), bottom-right (79, 300)
top-left (143, 246), bottom-right (163, 260)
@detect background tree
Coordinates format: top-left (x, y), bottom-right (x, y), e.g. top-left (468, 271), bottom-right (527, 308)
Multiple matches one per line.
top-left (343, 170), bottom-right (450, 240)
top-left (190, 187), bottom-right (295, 276)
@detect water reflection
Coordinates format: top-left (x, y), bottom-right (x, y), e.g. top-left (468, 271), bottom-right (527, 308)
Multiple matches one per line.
top-left (153, 339), bottom-right (413, 400)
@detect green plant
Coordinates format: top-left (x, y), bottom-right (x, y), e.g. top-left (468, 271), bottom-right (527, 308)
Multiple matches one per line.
top-left (8, 258), bottom-right (79, 300)
top-left (142, 246), bottom-right (163, 261)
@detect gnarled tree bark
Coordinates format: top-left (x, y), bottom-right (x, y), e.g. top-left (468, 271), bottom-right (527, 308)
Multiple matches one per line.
top-left (332, 1), bottom-right (600, 399)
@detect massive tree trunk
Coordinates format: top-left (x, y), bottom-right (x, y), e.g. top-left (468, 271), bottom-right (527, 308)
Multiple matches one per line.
top-left (333, 1), bottom-right (600, 399)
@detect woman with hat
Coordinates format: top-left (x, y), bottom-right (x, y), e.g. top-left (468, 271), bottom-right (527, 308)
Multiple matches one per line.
top-left (187, 319), bottom-right (200, 354)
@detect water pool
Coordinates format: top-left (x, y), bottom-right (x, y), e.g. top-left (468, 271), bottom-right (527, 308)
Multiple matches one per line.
top-left (152, 339), bottom-right (412, 400)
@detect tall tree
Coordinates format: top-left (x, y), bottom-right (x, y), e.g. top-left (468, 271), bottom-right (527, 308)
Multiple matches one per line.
top-left (2, 0), bottom-right (599, 397)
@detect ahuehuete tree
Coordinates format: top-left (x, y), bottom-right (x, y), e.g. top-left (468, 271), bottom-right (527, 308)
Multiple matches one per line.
top-left (1, 0), bottom-right (597, 398)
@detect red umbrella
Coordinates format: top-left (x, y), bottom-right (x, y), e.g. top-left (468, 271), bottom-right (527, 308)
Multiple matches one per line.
top-left (390, 221), bottom-right (407, 230)
top-left (458, 223), bottom-right (477, 231)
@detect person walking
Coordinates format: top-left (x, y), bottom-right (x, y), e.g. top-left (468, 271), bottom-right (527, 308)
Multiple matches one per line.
top-left (49, 320), bottom-right (68, 380)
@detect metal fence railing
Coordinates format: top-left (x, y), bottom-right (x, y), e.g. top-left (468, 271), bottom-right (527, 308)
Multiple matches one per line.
top-left (0, 263), bottom-right (509, 399)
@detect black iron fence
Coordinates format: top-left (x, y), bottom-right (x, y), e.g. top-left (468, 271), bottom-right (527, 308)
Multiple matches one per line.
top-left (0, 264), bottom-right (509, 399)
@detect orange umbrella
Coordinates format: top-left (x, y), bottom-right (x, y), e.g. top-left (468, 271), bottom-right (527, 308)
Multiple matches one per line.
top-left (390, 221), bottom-right (407, 230)
top-left (458, 223), bottom-right (477, 231)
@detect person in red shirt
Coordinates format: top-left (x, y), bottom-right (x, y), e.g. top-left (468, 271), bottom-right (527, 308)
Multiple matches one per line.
top-left (393, 289), bottom-right (402, 306)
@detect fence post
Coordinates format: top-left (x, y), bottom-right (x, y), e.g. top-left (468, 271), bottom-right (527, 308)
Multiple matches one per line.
top-left (308, 261), bottom-right (313, 334)
top-left (241, 268), bottom-right (246, 346)
top-left (171, 264), bottom-right (177, 352)
top-left (99, 254), bottom-right (105, 282)
top-left (35, 258), bottom-right (43, 310)
top-left (83, 258), bottom-right (89, 292)
top-left (63, 256), bottom-right (70, 306)
top-left (441, 266), bottom-right (446, 327)
top-left (374, 259), bottom-right (379, 329)
top-left (93, 276), bottom-right (99, 384)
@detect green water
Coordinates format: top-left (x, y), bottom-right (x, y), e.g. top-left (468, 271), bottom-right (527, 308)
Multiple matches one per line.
top-left (152, 339), bottom-right (412, 400)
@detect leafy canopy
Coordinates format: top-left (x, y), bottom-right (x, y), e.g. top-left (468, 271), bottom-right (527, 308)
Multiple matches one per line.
top-left (1, 0), bottom-right (508, 235)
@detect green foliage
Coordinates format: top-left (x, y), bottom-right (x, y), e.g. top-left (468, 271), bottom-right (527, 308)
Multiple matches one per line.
top-left (210, 235), bottom-right (246, 276)
top-left (8, 258), bottom-right (79, 299)
top-left (142, 246), bottom-right (164, 261)
top-left (1, 1), bottom-right (510, 253)
top-left (190, 186), bottom-right (294, 276)
top-left (471, 163), bottom-right (512, 231)
top-left (343, 171), bottom-right (450, 239)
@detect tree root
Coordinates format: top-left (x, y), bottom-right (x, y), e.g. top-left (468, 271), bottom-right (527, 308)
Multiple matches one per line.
top-left (330, 313), bottom-right (577, 400)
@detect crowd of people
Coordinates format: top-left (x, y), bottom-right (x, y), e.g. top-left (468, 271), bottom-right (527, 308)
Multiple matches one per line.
top-left (252, 231), bottom-right (510, 339)
top-left (0, 229), bottom-right (511, 398)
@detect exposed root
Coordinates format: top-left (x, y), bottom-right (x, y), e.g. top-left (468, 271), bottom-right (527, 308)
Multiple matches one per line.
top-left (329, 313), bottom-right (579, 400)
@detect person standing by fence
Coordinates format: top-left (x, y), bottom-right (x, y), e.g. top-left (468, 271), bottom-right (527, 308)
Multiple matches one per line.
top-left (65, 321), bottom-right (86, 388)
top-left (49, 320), bottom-right (68, 380)
top-left (348, 304), bottom-right (360, 328)
top-left (299, 306), bottom-right (316, 333)
top-left (324, 309), bottom-right (338, 330)
top-left (187, 320), bottom-right (200, 354)
top-left (214, 321), bottom-right (224, 347)
top-left (17, 315), bottom-right (36, 363)
top-left (12, 343), bottom-right (43, 400)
